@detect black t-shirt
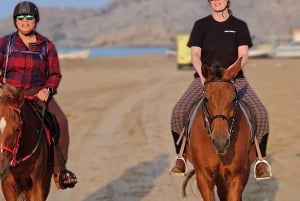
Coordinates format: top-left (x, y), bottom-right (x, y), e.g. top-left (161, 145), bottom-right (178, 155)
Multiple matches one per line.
top-left (187, 15), bottom-right (252, 78)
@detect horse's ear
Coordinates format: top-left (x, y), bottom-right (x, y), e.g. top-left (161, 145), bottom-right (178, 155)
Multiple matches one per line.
top-left (0, 84), bottom-right (24, 106)
top-left (6, 85), bottom-right (24, 106)
top-left (201, 64), bottom-right (213, 80)
top-left (224, 57), bottom-right (242, 80)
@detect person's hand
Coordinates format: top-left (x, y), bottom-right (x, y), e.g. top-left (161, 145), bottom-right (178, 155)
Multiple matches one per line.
top-left (200, 78), bottom-right (205, 86)
top-left (36, 88), bottom-right (50, 102)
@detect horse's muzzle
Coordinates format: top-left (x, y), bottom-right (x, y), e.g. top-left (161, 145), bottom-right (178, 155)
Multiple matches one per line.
top-left (212, 136), bottom-right (230, 155)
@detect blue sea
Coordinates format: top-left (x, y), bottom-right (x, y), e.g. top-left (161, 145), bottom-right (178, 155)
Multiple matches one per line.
top-left (59, 47), bottom-right (168, 58)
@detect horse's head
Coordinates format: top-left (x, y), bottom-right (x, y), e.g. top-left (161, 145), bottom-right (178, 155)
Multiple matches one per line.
top-left (0, 84), bottom-right (23, 179)
top-left (201, 58), bottom-right (242, 155)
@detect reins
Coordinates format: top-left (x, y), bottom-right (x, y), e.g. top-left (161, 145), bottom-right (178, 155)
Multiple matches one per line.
top-left (12, 102), bottom-right (45, 167)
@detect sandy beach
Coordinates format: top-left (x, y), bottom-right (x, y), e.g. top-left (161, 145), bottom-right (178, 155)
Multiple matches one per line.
top-left (1, 55), bottom-right (299, 201)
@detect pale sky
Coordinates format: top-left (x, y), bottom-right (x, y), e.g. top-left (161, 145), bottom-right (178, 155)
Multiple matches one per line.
top-left (1, 0), bottom-right (110, 19)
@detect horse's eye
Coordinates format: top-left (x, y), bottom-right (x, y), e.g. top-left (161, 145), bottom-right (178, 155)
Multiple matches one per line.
top-left (15, 128), bottom-right (20, 134)
top-left (232, 98), bottom-right (238, 104)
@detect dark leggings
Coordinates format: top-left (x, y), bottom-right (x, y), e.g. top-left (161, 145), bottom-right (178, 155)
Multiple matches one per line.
top-left (47, 97), bottom-right (69, 172)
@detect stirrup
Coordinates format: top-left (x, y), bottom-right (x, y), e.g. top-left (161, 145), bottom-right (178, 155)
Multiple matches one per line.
top-left (253, 159), bottom-right (272, 180)
top-left (169, 155), bottom-right (187, 176)
top-left (54, 169), bottom-right (78, 189)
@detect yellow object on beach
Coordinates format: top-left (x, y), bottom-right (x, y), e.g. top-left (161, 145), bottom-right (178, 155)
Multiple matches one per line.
top-left (176, 35), bottom-right (192, 69)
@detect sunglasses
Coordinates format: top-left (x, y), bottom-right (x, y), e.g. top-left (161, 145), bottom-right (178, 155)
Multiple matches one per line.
top-left (16, 14), bottom-right (35, 20)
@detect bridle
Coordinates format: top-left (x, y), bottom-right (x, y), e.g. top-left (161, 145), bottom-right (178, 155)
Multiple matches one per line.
top-left (202, 79), bottom-right (238, 136)
top-left (0, 101), bottom-right (44, 167)
top-left (0, 105), bottom-right (23, 167)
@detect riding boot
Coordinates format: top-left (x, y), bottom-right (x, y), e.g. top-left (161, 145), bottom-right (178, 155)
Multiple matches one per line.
top-left (259, 133), bottom-right (269, 157)
top-left (172, 131), bottom-right (181, 154)
top-left (170, 131), bottom-right (186, 175)
top-left (255, 133), bottom-right (272, 180)
top-left (53, 168), bottom-right (78, 189)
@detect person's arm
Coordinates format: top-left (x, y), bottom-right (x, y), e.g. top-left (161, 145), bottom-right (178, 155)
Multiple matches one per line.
top-left (37, 41), bottom-right (61, 102)
top-left (190, 46), bottom-right (205, 85)
top-left (45, 42), bottom-right (62, 91)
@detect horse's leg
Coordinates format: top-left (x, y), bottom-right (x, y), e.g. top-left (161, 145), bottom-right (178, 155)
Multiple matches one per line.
top-left (226, 176), bottom-right (246, 201)
top-left (1, 179), bottom-right (19, 201)
top-left (195, 172), bottom-right (215, 201)
top-left (33, 184), bottom-right (46, 201)
top-left (226, 147), bottom-right (254, 201)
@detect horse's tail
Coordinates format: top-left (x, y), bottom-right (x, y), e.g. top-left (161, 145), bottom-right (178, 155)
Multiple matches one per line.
top-left (182, 169), bottom-right (195, 197)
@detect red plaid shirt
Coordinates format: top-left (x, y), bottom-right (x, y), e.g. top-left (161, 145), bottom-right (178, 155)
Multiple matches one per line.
top-left (0, 32), bottom-right (61, 90)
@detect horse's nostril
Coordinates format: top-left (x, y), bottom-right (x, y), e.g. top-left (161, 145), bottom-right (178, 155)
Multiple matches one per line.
top-left (212, 138), bottom-right (216, 145)
top-left (225, 138), bottom-right (230, 148)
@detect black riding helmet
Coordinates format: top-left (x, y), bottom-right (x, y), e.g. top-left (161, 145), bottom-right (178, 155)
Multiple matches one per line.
top-left (13, 1), bottom-right (39, 22)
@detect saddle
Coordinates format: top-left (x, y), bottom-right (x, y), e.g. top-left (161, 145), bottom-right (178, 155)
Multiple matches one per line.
top-left (177, 97), bottom-right (256, 155)
top-left (22, 100), bottom-right (60, 145)
top-left (237, 99), bottom-right (256, 138)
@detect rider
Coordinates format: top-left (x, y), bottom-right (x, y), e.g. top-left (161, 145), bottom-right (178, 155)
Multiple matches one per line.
top-left (0, 1), bottom-right (77, 189)
top-left (170, 0), bottom-right (271, 180)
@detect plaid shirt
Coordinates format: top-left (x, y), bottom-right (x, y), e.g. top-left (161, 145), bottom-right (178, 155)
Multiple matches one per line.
top-left (0, 31), bottom-right (61, 90)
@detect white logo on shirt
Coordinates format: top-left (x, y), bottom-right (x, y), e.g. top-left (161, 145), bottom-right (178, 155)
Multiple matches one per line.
top-left (224, 30), bottom-right (236, 33)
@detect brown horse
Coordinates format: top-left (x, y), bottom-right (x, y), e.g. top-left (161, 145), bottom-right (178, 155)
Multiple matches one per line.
top-left (0, 84), bottom-right (54, 201)
top-left (183, 58), bottom-right (256, 201)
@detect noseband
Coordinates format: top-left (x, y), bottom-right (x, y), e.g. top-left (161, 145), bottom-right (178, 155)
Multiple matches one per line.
top-left (202, 79), bottom-right (238, 136)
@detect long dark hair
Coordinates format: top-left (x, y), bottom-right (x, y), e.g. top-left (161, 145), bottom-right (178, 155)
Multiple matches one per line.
top-left (227, 0), bottom-right (232, 15)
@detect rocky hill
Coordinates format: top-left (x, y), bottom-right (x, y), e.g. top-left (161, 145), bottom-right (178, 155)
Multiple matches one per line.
top-left (0, 0), bottom-right (299, 48)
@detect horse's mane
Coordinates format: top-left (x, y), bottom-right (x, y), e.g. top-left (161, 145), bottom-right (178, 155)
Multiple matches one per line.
top-left (210, 62), bottom-right (224, 80)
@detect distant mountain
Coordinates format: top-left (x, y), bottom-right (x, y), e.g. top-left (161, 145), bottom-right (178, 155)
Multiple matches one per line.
top-left (1, 0), bottom-right (299, 48)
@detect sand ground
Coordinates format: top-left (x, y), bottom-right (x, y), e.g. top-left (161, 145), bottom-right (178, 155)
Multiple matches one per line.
top-left (2, 56), bottom-right (300, 201)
